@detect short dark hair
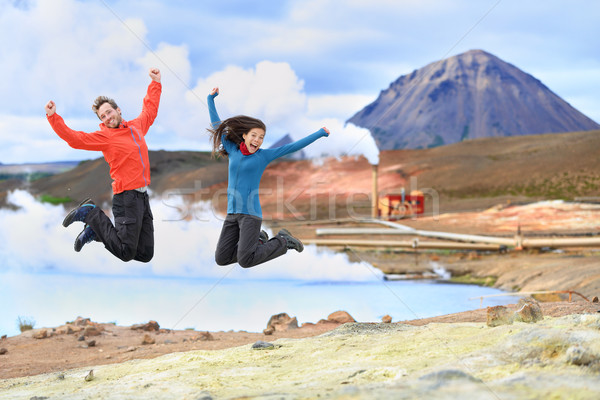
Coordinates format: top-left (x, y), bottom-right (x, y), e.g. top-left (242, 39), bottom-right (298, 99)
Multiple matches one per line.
top-left (92, 96), bottom-right (119, 118)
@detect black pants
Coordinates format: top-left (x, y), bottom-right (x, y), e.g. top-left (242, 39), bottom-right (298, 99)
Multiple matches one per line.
top-left (215, 214), bottom-right (287, 268)
top-left (85, 190), bottom-right (154, 263)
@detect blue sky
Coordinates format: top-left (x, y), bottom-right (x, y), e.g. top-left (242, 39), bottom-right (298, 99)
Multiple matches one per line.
top-left (1, 0), bottom-right (598, 163)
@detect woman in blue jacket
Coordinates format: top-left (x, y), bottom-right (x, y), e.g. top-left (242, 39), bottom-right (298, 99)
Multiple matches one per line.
top-left (207, 88), bottom-right (330, 268)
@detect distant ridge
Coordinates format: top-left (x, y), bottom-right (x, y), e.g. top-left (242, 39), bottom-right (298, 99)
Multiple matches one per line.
top-left (348, 49), bottom-right (600, 150)
top-left (269, 133), bottom-right (305, 159)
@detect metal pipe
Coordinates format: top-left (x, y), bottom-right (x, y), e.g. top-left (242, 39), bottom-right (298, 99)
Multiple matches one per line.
top-left (522, 237), bottom-right (600, 248)
top-left (315, 219), bottom-right (600, 249)
top-left (371, 164), bottom-right (378, 219)
top-left (316, 227), bottom-right (514, 246)
top-left (304, 239), bottom-right (502, 250)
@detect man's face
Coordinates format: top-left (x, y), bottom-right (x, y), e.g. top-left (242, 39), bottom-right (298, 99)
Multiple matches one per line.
top-left (97, 103), bottom-right (122, 129)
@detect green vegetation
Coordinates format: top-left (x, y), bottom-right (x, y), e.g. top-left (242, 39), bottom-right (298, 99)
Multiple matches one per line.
top-left (17, 316), bottom-right (36, 332)
top-left (0, 172), bottom-right (53, 181)
top-left (39, 194), bottom-right (73, 205)
top-left (443, 172), bottom-right (600, 201)
top-left (449, 273), bottom-right (497, 287)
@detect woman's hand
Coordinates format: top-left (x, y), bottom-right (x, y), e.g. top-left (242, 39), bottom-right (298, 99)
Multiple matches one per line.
top-left (210, 87), bottom-right (219, 97)
top-left (322, 127), bottom-right (330, 135)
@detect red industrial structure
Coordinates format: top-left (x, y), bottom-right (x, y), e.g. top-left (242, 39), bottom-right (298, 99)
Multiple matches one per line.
top-left (378, 190), bottom-right (424, 219)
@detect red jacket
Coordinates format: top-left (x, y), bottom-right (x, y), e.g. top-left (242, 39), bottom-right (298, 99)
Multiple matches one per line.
top-left (48, 81), bottom-right (162, 194)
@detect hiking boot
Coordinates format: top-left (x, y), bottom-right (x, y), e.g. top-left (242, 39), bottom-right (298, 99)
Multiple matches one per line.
top-left (278, 228), bottom-right (304, 253)
top-left (63, 198), bottom-right (96, 227)
top-left (259, 230), bottom-right (269, 244)
top-left (74, 225), bottom-right (97, 252)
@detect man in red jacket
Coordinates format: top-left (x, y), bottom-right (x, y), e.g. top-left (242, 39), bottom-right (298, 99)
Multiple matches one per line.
top-left (44, 68), bottom-right (162, 262)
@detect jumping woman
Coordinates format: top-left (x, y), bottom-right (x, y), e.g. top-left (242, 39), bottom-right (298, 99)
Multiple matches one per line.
top-left (207, 87), bottom-right (330, 268)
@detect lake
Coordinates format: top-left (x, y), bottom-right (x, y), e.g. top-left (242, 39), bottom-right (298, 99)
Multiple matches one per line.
top-left (0, 271), bottom-right (519, 337)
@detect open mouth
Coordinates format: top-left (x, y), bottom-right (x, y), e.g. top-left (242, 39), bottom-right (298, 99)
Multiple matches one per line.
top-left (249, 144), bottom-right (259, 152)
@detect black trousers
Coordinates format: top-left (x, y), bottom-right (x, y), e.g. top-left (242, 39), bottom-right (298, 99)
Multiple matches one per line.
top-left (215, 213), bottom-right (287, 268)
top-left (85, 190), bottom-right (154, 263)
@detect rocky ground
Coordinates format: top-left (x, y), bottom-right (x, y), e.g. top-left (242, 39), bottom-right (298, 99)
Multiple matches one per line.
top-left (2, 309), bottom-right (600, 399)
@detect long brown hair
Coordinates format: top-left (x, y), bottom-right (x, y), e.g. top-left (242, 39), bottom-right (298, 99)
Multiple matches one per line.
top-left (208, 115), bottom-right (266, 158)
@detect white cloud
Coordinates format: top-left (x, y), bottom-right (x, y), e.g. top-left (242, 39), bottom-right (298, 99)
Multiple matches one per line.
top-left (0, 190), bottom-right (381, 282)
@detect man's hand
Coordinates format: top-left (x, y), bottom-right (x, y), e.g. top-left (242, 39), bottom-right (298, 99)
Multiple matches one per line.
top-left (149, 68), bottom-right (161, 83)
top-left (45, 100), bottom-right (56, 117)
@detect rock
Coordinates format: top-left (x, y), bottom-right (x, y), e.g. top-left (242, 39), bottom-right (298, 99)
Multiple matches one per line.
top-left (514, 298), bottom-right (543, 323)
top-left (251, 341), bottom-right (275, 350)
top-left (87, 340), bottom-right (96, 347)
top-left (131, 321), bottom-right (160, 332)
top-left (192, 332), bottom-right (214, 341)
top-left (142, 334), bottom-right (155, 345)
top-left (381, 315), bottom-right (392, 323)
top-left (33, 329), bottom-right (48, 339)
top-left (487, 306), bottom-right (514, 327)
top-left (84, 369), bottom-right (94, 382)
top-left (82, 326), bottom-right (102, 337)
top-left (78, 335), bottom-right (86, 341)
top-left (418, 369), bottom-right (482, 389)
top-left (0, 348), bottom-right (7, 355)
top-left (566, 344), bottom-right (595, 366)
top-left (263, 326), bottom-right (275, 335)
top-left (1, 334), bottom-right (7, 339)
top-left (327, 311), bottom-right (356, 324)
top-left (592, 296), bottom-right (599, 303)
top-left (73, 317), bottom-right (91, 327)
top-left (265, 313), bottom-right (298, 332)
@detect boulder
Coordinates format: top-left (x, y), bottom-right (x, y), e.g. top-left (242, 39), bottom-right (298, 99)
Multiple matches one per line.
top-left (487, 306), bottom-right (514, 327)
top-left (514, 298), bottom-right (543, 323)
top-left (192, 332), bottom-right (214, 341)
top-left (381, 315), bottom-right (392, 323)
top-left (266, 313), bottom-right (298, 332)
top-left (142, 334), bottom-right (155, 345)
top-left (327, 311), bottom-right (356, 324)
top-left (263, 326), bottom-right (275, 335)
top-left (131, 321), bottom-right (160, 332)
top-left (73, 317), bottom-right (91, 327)
top-left (0, 348), bottom-right (7, 355)
top-left (82, 326), bottom-right (102, 337)
top-left (32, 329), bottom-right (48, 339)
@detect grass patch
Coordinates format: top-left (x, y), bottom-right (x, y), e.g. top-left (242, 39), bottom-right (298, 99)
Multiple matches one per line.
top-left (17, 316), bottom-right (36, 332)
top-left (449, 273), bottom-right (497, 287)
top-left (442, 172), bottom-right (600, 201)
top-left (39, 194), bottom-right (73, 205)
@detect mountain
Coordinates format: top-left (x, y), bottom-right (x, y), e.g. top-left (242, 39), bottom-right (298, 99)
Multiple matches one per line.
top-left (348, 49), bottom-right (600, 150)
top-left (269, 133), bottom-right (305, 159)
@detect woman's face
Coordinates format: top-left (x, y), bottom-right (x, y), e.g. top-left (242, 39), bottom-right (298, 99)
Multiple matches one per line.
top-left (242, 128), bottom-right (265, 153)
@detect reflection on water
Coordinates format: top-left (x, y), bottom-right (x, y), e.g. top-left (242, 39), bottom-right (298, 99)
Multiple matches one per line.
top-left (1, 271), bottom-right (520, 337)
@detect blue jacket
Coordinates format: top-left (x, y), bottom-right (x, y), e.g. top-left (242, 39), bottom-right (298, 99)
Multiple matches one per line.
top-left (208, 93), bottom-right (327, 218)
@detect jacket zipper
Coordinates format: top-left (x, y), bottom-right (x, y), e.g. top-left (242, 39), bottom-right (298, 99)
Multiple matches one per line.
top-left (129, 127), bottom-right (148, 186)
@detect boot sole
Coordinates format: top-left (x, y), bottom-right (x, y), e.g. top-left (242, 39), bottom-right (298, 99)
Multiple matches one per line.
top-left (279, 229), bottom-right (304, 252)
top-left (62, 197), bottom-right (93, 227)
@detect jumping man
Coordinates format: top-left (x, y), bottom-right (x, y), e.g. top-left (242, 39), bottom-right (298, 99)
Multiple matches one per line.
top-left (44, 68), bottom-right (162, 262)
